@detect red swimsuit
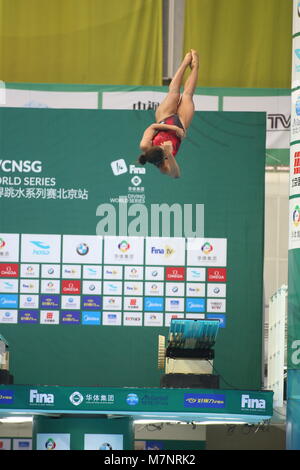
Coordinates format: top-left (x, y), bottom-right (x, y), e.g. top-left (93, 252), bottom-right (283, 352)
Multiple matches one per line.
top-left (152, 115), bottom-right (184, 157)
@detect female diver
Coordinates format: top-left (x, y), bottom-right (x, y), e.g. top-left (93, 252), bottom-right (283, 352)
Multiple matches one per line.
top-left (138, 49), bottom-right (199, 178)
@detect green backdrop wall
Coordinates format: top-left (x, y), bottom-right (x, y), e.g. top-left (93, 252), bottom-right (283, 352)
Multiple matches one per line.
top-left (0, 108), bottom-right (265, 389)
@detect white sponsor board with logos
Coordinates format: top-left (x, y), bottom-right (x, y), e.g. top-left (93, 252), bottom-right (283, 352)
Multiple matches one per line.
top-left (20, 264), bottom-right (40, 278)
top-left (103, 265), bottom-right (123, 280)
top-left (124, 281), bottom-right (143, 296)
top-left (165, 297), bottom-right (185, 312)
top-left (104, 236), bottom-right (144, 265)
top-left (0, 233), bottom-right (20, 262)
top-left (207, 283), bottom-right (226, 298)
top-left (124, 266), bottom-right (144, 280)
top-left (36, 433), bottom-right (71, 451)
top-left (144, 312), bottom-right (164, 327)
top-left (0, 309), bottom-right (18, 323)
top-left (0, 279), bottom-right (19, 293)
top-left (102, 311), bottom-right (122, 325)
top-left (40, 279), bottom-right (60, 294)
top-left (293, 0), bottom-right (300, 35)
top-left (207, 298), bottom-right (226, 313)
top-left (145, 237), bottom-right (185, 266)
top-left (19, 279), bottom-right (39, 293)
top-left (123, 312), bottom-right (143, 326)
top-left (40, 310), bottom-right (60, 325)
top-left (84, 433), bottom-right (123, 451)
top-left (165, 282), bottom-right (185, 297)
top-left (21, 234), bottom-right (61, 263)
top-left (82, 280), bottom-right (102, 295)
top-left (291, 90), bottom-right (300, 141)
top-left (62, 265), bottom-right (81, 279)
top-left (293, 35), bottom-right (300, 89)
top-left (165, 313), bottom-right (184, 327)
top-left (82, 265), bottom-right (102, 279)
top-left (289, 196), bottom-right (300, 249)
top-left (1, 89), bottom-right (98, 109)
top-left (144, 282), bottom-right (164, 296)
top-left (41, 264), bottom-right (60, 278)
top-left (102, 296), bottom-right (122, 310)
top-left (186, 267), bottom-right (206, 282)
top-left (187, 238), bottom-right (227, 267)
top-left (223, 95), bottom-right (290, 149)
top-left (103, 281), bottom-right (123, 296)
top-left (61, 295), bottom-right (80, 310)
top-left (290, 143), bottom-right (300, 196)
top-left (19, 294), bottom-right (39, 308)
top-left (102, 91), bottom-right (218, 111)
top-left (145, 266), bottom-right (164, 281)
top-left (62, 235), bottom-right (103, 264)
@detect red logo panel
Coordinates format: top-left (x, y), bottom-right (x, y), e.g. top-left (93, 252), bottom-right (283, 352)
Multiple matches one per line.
top-left (165, 267), bottom-right (185, 281)
top-left (61, 280), bottom-right (81, 294)
top-left (0, 263), bottom-right (19, 277)
top-left (207, 268), bottom-right (226, 282)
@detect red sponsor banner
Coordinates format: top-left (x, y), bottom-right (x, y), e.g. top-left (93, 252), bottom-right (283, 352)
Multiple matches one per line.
top-left (165, 267), bottom-right (185, 281)
top-left (0, 263), bottom-right (19, 277)
top-left (61, 280), bottom-right (81, 294)
top-left (207, 268), bottom-right (227, 282)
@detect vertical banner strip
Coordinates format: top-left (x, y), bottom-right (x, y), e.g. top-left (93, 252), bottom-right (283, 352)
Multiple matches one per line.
top-left (287, 0), bottom-right (300, 450)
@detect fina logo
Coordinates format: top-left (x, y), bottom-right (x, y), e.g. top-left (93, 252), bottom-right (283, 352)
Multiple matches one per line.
top-left (241, 394), bottom-right (266, 410)
top-left (29, 389), bottom-right (54, 405)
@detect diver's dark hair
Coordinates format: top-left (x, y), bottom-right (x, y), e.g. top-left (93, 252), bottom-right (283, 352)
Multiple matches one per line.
top-left (138, 146), bottom-right (165, 168)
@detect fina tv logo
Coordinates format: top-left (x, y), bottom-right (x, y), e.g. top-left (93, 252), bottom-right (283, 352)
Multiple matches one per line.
top-left (151, 245), bottom-right (175, 257)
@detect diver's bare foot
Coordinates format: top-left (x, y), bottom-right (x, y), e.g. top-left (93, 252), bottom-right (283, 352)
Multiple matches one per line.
top-left (191, 49), bottom-right (199, 69)
top-left (182, 51), bottom-right (192, 67)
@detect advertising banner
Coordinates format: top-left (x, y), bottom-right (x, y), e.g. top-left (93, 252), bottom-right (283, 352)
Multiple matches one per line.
top-left (0, 385), bottom-right (273, 420)
top-left (0, 108), bottom-right (265, 389)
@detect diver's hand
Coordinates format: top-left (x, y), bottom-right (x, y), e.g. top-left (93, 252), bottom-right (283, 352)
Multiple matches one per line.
top-left (160, 141), bottom-right (173, 154)
top-left (176, 128), bottom-right (186, 139)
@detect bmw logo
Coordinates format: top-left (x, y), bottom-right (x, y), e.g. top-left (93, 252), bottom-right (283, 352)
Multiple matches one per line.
top-left (99, 442), bottom-right (113, 450)
top-left (76, 243), bottom-right (89, 256)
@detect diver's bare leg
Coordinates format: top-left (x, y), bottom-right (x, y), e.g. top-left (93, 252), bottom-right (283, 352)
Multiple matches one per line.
top-left (155, 51), bottom-right (192, 122)
top-left (177, 49), bottom-right (199, 130)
